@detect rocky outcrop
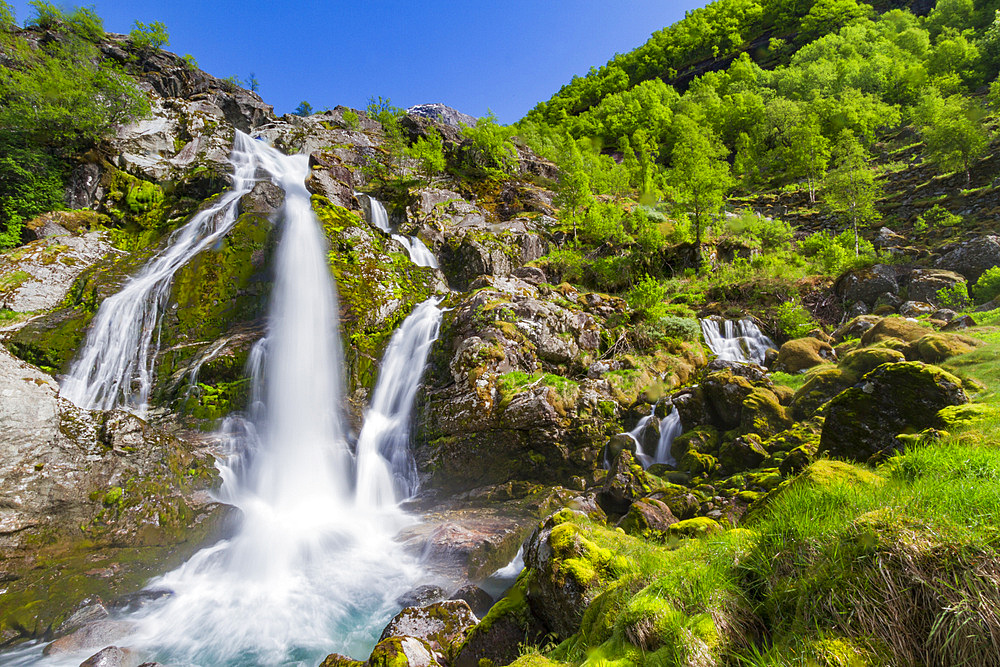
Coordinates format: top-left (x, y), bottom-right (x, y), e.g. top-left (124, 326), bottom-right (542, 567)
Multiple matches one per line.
top-left (934, 235), bottom-right (1000, 283)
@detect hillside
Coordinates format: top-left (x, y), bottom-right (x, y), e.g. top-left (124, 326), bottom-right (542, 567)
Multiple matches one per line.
top-left (1, 1), bottom-right (1000, 667)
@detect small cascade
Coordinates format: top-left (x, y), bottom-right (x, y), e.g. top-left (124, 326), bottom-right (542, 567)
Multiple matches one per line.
top-left (355, 297), bottom-right (444, 507)
top-left (61, 133), bottom-right (262, 411)
top-left (700, 318), bottom-right (775, 365)
top-left (655, 407), bottom-right (683, 466)
top-left (618, 405), bottom-right (682, 468)
top-left (362, 194), bottom-right (439, 268)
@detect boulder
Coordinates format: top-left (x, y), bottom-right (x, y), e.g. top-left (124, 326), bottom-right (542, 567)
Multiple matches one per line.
top-left (789, 366), bottom-right (857, 420)
top-left (909, 333), bottom-right (981, 364)
top-left (667, 517), bottom-right (723, 538)
top-left (906, 269), bottom-right (967, 305)
top-left (368, 636), bottom-right (440, 667)
top-left (839, 347), bottom-right (906, 376)
top-left (820, 362), bottom-right (969, 462)
top-left (617, 497), bottom-right (678, 540)
top-left (379, 600), bottom-right (478, 662)
top-left (523, 511), bottom-right (613, 638)
top-left (835, 264), bottom-right (899, 307)
top-left (453, 577), bottom-right (545, 667)
top-left (773, 337), bottom-right (835, 374)
top-left (832, 315), bottom-right (882, 343)
top-left (719, 434), bottom-right (769, 471)
top-left (702, 369), bottom-right (756, 429)
top-left (450, 585), bottom-right (494, 618)
top-left (43, 621), bottom-right (134, 657)
top-left (319, 654), bottom-right (365, 667)
top-left (397, 586), bottom-right (446, 609)
top-left (943, 315), bottom-right (977, 331)
top-left (899, 301), bottom-right (936, 318)
top-left (934, 235), bottom-right (1000, 282)
top-left (79, 646), bottom-right (136, 667)
top-left (740, 388), bottom-right (793, 438)
top-left (859, 318), bottom-right (931, 346)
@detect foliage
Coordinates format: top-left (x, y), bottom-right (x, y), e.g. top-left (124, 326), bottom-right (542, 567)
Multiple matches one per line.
top-left (460, 112), bottom-right (518, 179)
top-left (341, 108), bottom-right (360, 130)
top-left (129, 20), bottom-right (168, 51)
top-left (822, 130), bottom-right (882, 255)
top-left (27, 1), bottom-right (103, 41)
top-left (915, 204), bottom-right (962, 230)
top-left (0, 0), bottom-right (14, 28)
top-left (627, 275), bottom-right (670, 320)
top-left (0, 150), bottom-right (64, 249)
top-left (405, 129), bottom-right (446, 182)
top-left (293, 100), bottom-right (314, 117)
top-left (936, 282), bottom-right (969, 310)
top-left (723, 211), bottom-right (793, 250)
top-left (667, 115), bottom-right (732, 247)
top-left (800, 229), bottom-right (876, 274)
top-left (973, 266), bottom-right (1000, 305)
top-left (182, 54), bottom-right (198, 69)
top-left (915, 91), bottom-right (990, 184)
top-left (774, 300), bottom-right (815, 338)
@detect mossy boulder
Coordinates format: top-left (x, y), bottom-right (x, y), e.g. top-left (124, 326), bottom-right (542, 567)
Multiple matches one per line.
top-left (741, 387), bottom-right (793, 438)
top-left (679, 449), bottom-right (719, 477)
top-left (670, 425), bottom-right (720, 461)
top-left (454, 575), bottom-right (546, 667)
top-left (859, 317), bottom-right (931, 346)
top-left (617, 497), bottom-right (678, 540)
top-left (773, 337), bottom-right (835, 374)
top-left (319, 654), bottom-right (365, 667)
top-left (839, 346), bottom-right (905, 376)
top-left (719, 434), bottom-right (768, 472)
top-left (667, 516), bottom-right (723, 538)
top-left (788, 367), bottom-right (856, 420)
top-left (651, 483), bottom-right (703, 520)
top-left (368, 636), bottom-right (440, 667)
top-left (523, 510), bottom-right (618, 638)
top-left (909, 333), bottom-right (980, 364)
top-left (820, 362), bottom-right (968, 462)
top-left (379, 600), bottom-right (479, 664)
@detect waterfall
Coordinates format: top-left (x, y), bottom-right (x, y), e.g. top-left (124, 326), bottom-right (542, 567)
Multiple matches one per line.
top-left (362, 194), bottom-right (439, 269)
top-left (9, 134), bottom-right (438, 666)
top-left (619, 405), bottom-right (682, 468)
top-left (700, 318), bottom-right (775, 365)
top-left (355, 297), bottom-right (443, 507)
top-left (61, 133), bottom-right (262, 412)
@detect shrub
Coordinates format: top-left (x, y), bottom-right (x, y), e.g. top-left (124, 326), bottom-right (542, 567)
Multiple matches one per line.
top-left (973, 266), bottom-right (1000, 304)
top-left (341, 108), bottom-right (360, 130)
top-left (775, 300), bottom-right (816, 338)
top-left (627, 275), bottom-right (670, 320)
top-left (915, 204), bottom-right (962, 229)
top-left (936, 281), bottom-right (969, 309)
top-left (800, 230), bottom-right (875, 274)
top-left (460, 112), bottom-right (518, 179)
top-left (129, 20), bottom-right (168, 51)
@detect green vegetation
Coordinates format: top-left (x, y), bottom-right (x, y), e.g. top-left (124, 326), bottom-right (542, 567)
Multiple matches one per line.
top-left (0, 1), bottom-right (149, 249)
top-left (129, 19), bottom-right (168, 51)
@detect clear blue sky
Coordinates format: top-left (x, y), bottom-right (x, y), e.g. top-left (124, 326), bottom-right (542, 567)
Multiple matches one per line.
top-left (9, 1), bottom-right (709, 123)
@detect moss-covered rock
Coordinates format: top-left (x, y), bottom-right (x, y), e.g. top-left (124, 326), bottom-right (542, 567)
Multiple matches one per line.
top-left (379, 600), bottom-right (478, 664)
top-left (820, 362), bottom-right (969, 462)
top-left (839, 346), bottom-right (906, 376)
top-left (719, 434), bottom-right (768, 472)
top-left (617, 497), bottom-right (678, 541)
top-left (667, 516), bottom-right (723, 538)
top-left (773, 337), bottom-right (835, 374)
top-left (702, 369), bottom-right (756, 429)
top-left (741, 387), bottom-right (793, 438)
top-left (859, 317), bottom-right (931, 346)
top-left (597, 450), bottom-right (662, 516)
top-left (670, 425), bottom-right (720, 461)
top-left (368, 636), bottom-right (440, 667)
top-left (454, 575), bottom-right (546, 667)
top-left (909, 333), bottom-right (981, 364)
top-left (788, 366), bottom-right (856, 420)
top-left (319, 654), bottom-right (365, 667)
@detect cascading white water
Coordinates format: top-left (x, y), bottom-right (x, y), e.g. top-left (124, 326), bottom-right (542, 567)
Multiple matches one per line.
top-left (618, 405), bottom-right (682, 468)
top-left (363, 194), bottom-right (439, 268)
top-left (355, 297), bottom-right (443, 507)
top-left (60, 134), bottom-right (262, 411)
top-left (700, 318), bottom-right (775, 365)
top-left (12, 135), bottom-right (438, 666)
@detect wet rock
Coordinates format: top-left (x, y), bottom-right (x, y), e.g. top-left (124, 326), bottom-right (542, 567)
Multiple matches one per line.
top-left (44, 621), bottom-right (135, 656)
top-left (79, 646), bottom-right (137, 667)
top-left (380, 600), bottom-right (478, 662)
top-left (109, 589), bottom-right (172, 613)
top-left (454, 578), bottom-right (545, 667)
top-left (451, 585), bottom-right (494, 618)
top-left (396, 585), bottom-right (447, 609)
top-left (934, 235), bottom-right (1000, 282)
top-left (820, 362), bottom-right (969, 462)
top-left (57, 601), bottom-right (109, 635)
top-left (899, 300), bottom-right (936, 318)
top-left (319, 654), bottom-right (365, 667)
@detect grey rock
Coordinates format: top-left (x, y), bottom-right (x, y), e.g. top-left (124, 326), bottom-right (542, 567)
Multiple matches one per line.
top-left (907, 269), bottom-right (967, 305)
top-left (44, 621), bottom-right (135, 656)
top-left (79, 646), bottom-right (137, 667)
top-left (899, 301), bottom-right (936, 318)
top-left (935, 235), bottom-right (1000, 282)
top-left (396, 585), bottom-right (446, 609)
top-left (451, 585), bottom-right (494, 618)
top-left (379, 600), bottom-right (478, 656)
top-left (835, 264), bottom-right (899, 307)
top-left (406, 103), bottom-right (478, 128)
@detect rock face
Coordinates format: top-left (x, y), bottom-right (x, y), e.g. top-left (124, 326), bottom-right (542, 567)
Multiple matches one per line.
top-left (407, 103), bottom-right (478, 128)
top-left (835, 264), bottom-right (899, 307)
top-left (934, 235), bottom-right (1000, 282)
top-left (820, 362), bottom-right (969, 462)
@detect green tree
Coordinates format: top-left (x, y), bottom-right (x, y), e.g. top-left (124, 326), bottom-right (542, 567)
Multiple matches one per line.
top-left (799, 0), bottom-right (871, 41)
top-left (0, 0), bottom-right (14, 29)
top-left (823, 130), bottom-right (882, 255)
top-left (785, 114), bottom-right (831, 203)
top-left (916, 91), bottom-right (990, 185)
top-left (405, 129), bottom-right (446, 183)
top-left (554, 134), bottom-right (594, 243)
top-left (129, 20), bottom-right (169, 51)
top-left (27, 1), bottom-right (103, 40)
top-left (667, 116), bottom-right (732, 252)
top-left (460, 112), bottom-right (518, 180)
top-left (293, 101), bottom-right (314, 117)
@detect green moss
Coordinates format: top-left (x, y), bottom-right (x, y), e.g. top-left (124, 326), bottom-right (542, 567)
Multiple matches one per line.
top-left (0, 269), bottom-right (30, 292)
top-left (667, 517), bottom-right (723, 538)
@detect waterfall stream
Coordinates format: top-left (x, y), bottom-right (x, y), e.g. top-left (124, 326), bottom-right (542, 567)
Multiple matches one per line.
top-left (700, 318), bottom-right (775, 365)
top-left (621, 405), bottom-right (682, 468)
top-left (364, 195), bottom-right (439, 269)
top-left (23, 134), bottom-right (444, 666)
top-left (61, 133), bottom-right (263, 412)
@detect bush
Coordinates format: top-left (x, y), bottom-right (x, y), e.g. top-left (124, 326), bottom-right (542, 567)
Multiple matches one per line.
top-left (724, 210), bottom-right (794, 250)
top-left (129, 20), bottom-right (168, 51)
top-left (460, 112), bottom-right (518, 179)
top-left (973, 266), bottom-right (1000, 304)
top-left (774, 300), bottom-right (816, 338)
top-left (915, 204), bottom-right (962, 229)
top-left (936, 281), bottom-right (969, 309)
top-left (800, 230), bottom-right (875, 274)
top-left (27, 1), bottom-right (103, 41)
top-left (341, 108), bottom-right (360, 130)
top-left (627, 275), bottom-right (671, 320)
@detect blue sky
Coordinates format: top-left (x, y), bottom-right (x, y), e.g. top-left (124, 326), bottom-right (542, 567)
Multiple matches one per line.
top-left (9, 1), bottom-right (709, 122)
